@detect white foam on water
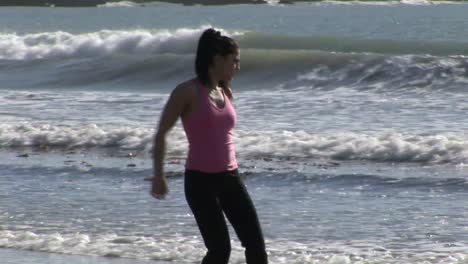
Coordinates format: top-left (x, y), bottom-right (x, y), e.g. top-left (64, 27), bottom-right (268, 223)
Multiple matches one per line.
top-left (0, 123), bottom-right (155, 150)
top-left (314, 0), bottom-right (462, 6)
top-left (0, 230), bottom-right (204, 262)
top-left (399, 0), bottom-right (433, 4)
top-left (317, 1), bottom-right (401, 5)
top-left (236, 130), bottom-right (468, 164)
top-left (1, 229), bottom-right (467, 263)
top-left (98, 1), bottom-right (139, 7)
top-left (0, 27), bottom-right (244, 60)
top-left (2, 123), bottom-right (468, 165)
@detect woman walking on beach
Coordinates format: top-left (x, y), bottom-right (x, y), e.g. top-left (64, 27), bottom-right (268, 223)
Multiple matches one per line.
top-left (150, 28), bottom-right (269, 264)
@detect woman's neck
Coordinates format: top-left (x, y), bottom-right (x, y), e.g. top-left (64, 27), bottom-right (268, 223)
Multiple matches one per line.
top-left (205, 74), bottom-right (221, 91)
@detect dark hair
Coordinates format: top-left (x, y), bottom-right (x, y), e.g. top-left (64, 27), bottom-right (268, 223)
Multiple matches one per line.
top-left (195, 28), bottom-right (238, 99)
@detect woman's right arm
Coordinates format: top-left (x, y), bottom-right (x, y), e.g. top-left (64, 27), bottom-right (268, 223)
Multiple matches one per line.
top-left (151, 84), bottom-right (190, 200)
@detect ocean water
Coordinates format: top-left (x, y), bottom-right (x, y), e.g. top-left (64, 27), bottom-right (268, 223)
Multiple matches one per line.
top-left (1, 2), bottom-right (468, 263)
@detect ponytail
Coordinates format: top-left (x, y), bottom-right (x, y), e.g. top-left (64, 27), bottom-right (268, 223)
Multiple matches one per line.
top-left (195, 28), bottom-right (238, 99)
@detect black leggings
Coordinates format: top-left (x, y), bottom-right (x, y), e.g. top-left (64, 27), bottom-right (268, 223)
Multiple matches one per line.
top-left (184, 169), bottom-right (268, 264)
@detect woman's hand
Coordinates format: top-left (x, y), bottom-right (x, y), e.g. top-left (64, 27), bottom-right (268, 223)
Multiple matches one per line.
top-left (150, 176), bottom-right (169, 200)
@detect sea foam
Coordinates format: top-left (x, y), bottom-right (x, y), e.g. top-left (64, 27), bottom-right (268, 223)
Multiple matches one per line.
top-left (2, 27), bottom-right (468, 63)
top-left (2, 123), bottom-right (468, 165)
top-left (0, 229), bottom-right (466, 264)
top-left (98, 1), bottom-right (139, 7)
top-left (0, 28), bottom-right (216, 60)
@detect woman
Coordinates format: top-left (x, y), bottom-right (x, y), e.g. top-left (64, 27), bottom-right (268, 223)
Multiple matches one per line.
top-left (150, 28), bottom-right (269, 264)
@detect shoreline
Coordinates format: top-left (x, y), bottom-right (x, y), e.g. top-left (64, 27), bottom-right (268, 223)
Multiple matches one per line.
top-left (0, 0), bottom-right (106, 7)
top-left (0, 0), bottom-right (266, 7)
top-left (0, 0), bottom-right (467, 7)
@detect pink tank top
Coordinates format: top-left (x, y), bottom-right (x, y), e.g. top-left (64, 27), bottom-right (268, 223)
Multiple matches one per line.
top-left (182, 79), bottom-right (238, 173)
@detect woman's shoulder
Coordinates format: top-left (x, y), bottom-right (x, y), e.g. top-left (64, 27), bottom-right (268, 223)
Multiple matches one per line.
top-left (173, 78), bottom-right (197, 96)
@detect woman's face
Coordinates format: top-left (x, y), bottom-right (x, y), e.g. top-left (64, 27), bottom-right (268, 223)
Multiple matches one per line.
top-left (214, 49), bottom-right (240, 82)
